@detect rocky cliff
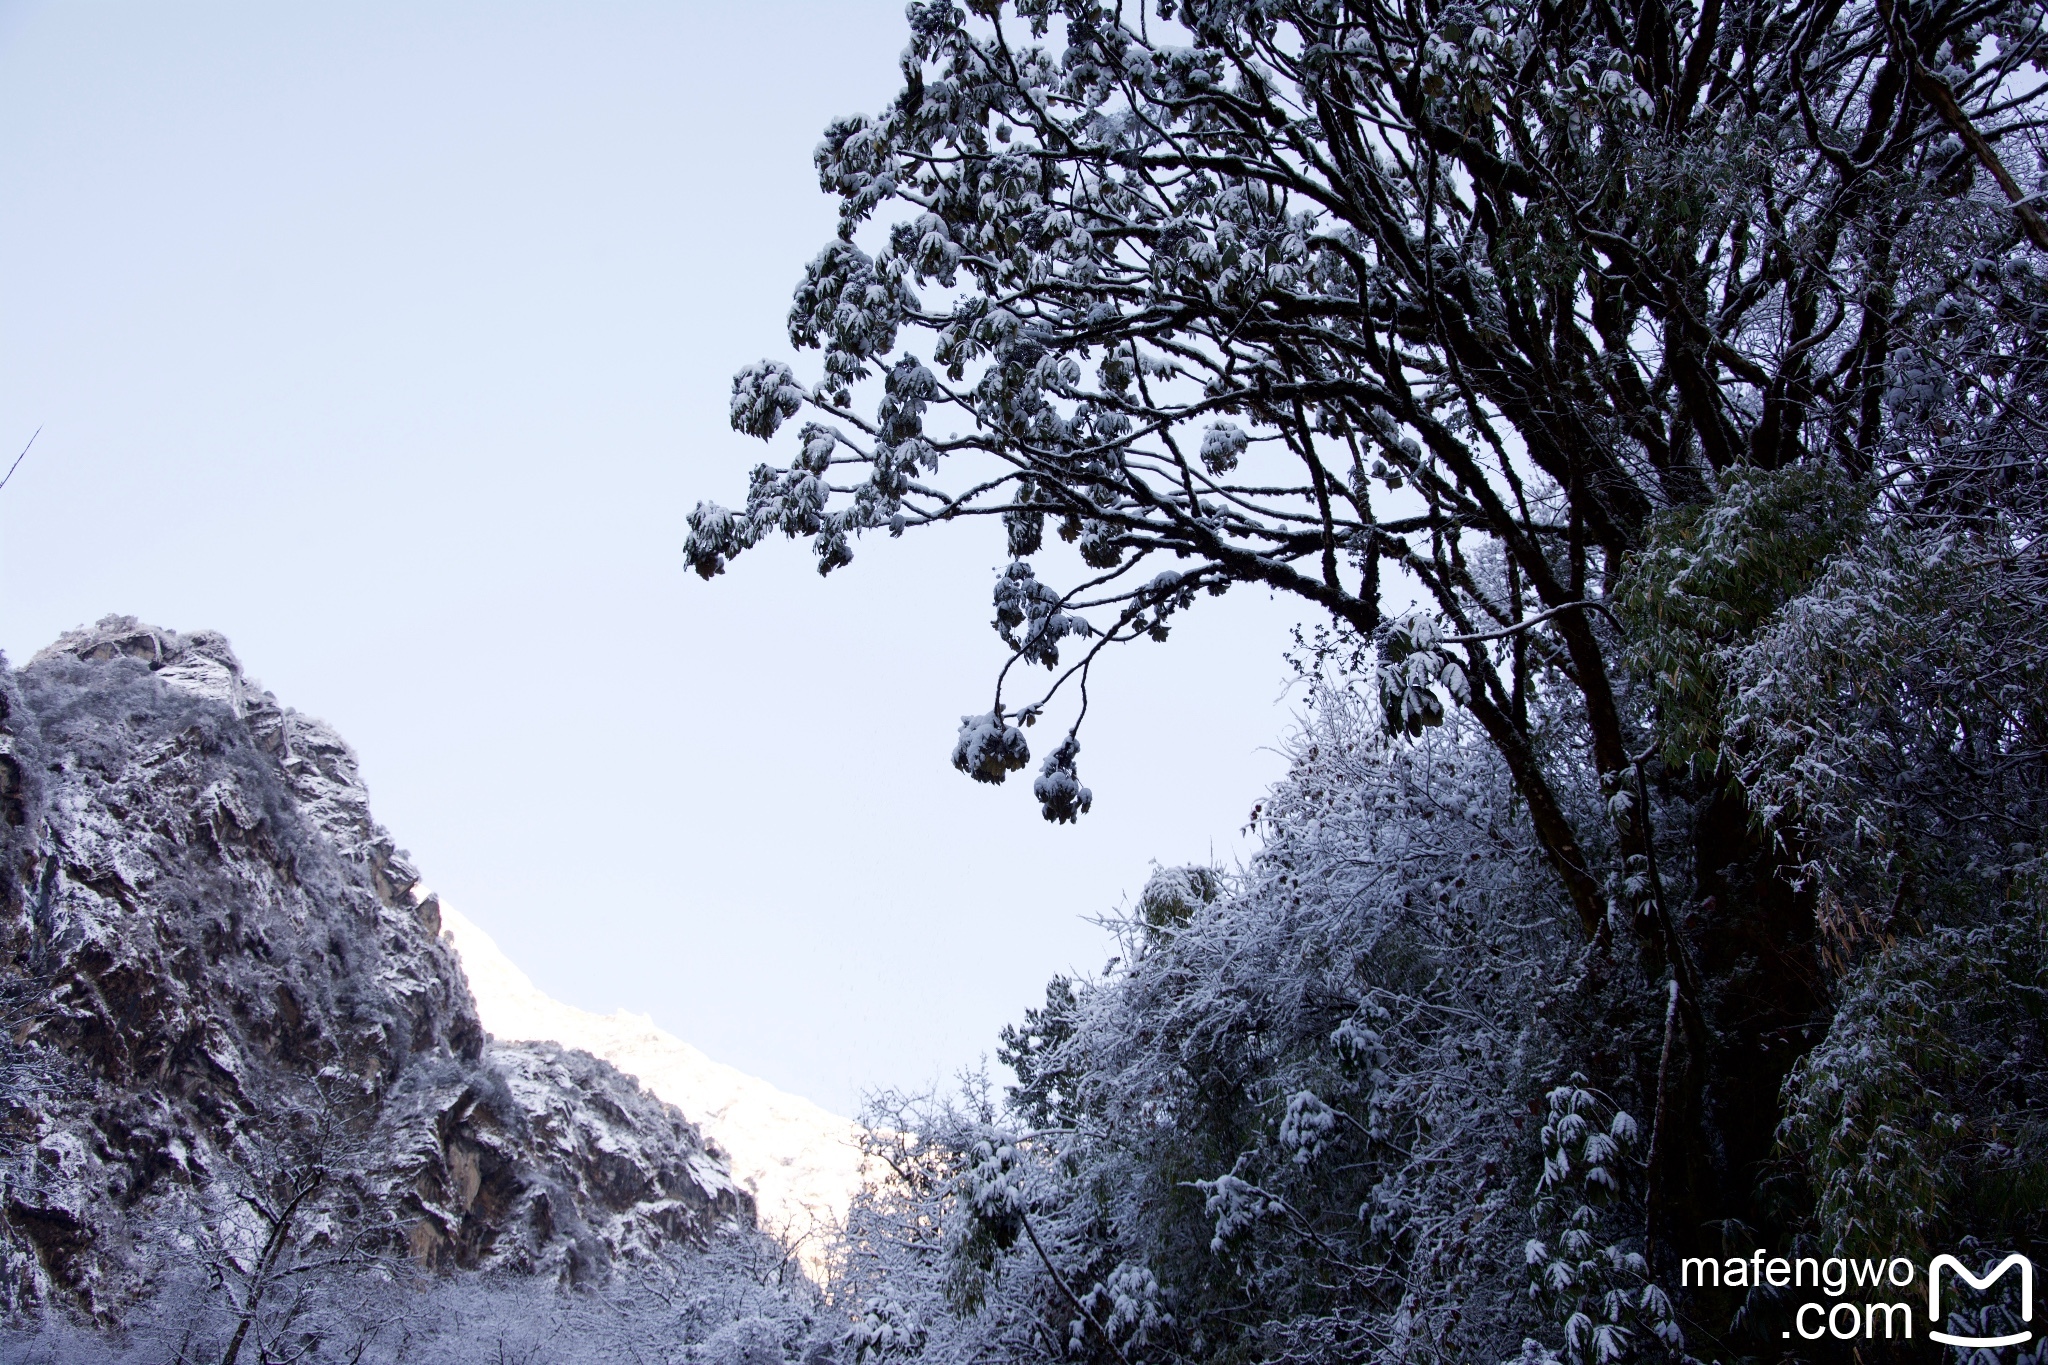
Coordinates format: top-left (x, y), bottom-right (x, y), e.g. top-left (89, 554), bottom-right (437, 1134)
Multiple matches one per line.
top-left (0, 617), bottom-right (754, 1317)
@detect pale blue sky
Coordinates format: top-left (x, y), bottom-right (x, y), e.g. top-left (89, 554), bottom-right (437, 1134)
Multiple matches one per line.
top-left (0, 1), bottom-right (1307, 1114)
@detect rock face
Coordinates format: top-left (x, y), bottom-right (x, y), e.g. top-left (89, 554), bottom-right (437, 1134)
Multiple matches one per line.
top-left (0, 617), bottom-right (752, 1315)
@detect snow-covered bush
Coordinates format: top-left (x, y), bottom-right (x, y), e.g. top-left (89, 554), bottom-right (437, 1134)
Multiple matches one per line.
top-left (833, 692), bottom-right (1685, 1364)
top-left (0, 1233), bottom-right (839, 1364)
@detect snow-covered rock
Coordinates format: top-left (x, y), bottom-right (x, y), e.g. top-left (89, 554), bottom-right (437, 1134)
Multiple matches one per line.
top-left (0, 617), bottom-right (753, 1314)
top-left (438, 906), bottom-right (864, 1265)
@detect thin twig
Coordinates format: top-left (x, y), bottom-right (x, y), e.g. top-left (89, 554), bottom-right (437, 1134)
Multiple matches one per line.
top-left (0, 427), bottom-right (40, 494)
top-left (1643, 978), bottom-right (1681, 1261)
top-left (1433, 599), bottom-right (1624, 645)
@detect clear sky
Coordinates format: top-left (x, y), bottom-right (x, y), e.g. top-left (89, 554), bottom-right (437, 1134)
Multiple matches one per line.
top-left (0, 1), bottom-right (1309, 1115)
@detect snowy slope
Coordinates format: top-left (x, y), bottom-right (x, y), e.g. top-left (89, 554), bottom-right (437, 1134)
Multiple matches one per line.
top-left (439, 904), bottom-right (864, 1261)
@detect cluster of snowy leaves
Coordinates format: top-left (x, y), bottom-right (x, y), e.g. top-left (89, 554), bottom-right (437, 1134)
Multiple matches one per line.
top-left (1520, 1085), bottom-right (1680, 1365)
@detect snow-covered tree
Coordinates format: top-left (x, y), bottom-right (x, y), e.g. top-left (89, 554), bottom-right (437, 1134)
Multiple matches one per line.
top-left (693, 0), bottom-right (2038, 876)
top-left (692, 4), bottom-right (2046, 1315)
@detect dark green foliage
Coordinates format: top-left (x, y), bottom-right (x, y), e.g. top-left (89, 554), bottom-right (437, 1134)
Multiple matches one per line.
top-left (1779, 913), bottom-right (2048, 1265)
top-left (997, 977), bottom-right (1080, 1130)
top-left (1617, 464), bottom-right (1868, 776)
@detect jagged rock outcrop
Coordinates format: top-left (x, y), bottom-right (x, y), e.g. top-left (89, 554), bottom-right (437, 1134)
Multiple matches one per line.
top-left (0, 617), bottom-right (753, 1315)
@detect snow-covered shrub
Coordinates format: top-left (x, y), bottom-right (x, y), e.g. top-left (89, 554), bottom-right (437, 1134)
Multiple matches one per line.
top-left (834, 692), bottom-right (1682, 1364)
top-left (0, 1232), bottom-right (838, 1364)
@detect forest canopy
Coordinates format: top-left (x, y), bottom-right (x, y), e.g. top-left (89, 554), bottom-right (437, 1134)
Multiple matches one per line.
top-left (690, 0), bottom-right (2048, 1360)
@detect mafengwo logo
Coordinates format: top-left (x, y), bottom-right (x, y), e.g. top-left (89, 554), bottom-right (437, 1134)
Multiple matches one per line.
top-left (1681, 1250), bottom-right (2034, 1345)
top-left (1928, 1254), bottom-right (2032, 1349)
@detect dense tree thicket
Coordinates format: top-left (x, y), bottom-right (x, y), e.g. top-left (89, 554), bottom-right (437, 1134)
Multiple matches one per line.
top-left (838, 698), bottom-right (1667, 1363)
top-left (692, 0), bottom-right (2047, 1359)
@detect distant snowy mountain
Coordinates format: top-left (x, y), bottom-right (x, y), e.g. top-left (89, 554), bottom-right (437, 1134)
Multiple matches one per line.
top-left (438, 904), bottom-right (864, 1266)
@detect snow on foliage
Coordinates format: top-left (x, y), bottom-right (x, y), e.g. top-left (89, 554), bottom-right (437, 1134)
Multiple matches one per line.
top-left (832, 687), bottom-right (1675, 1364)
top-left (729, 360), bottom-right (807, 442)
top-left (0, 1240), bottom-right (834, 1365)
top-left (1030, 736), bottom-right (1092, 824)
top-left (950, 712), bottom-right (1031, 785)
top-left (689, 0), bottom-right (2047, 869)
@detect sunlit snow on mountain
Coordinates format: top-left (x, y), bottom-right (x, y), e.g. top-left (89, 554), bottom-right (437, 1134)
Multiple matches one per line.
top-left (437, 902), bottom-right (864, 1272)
